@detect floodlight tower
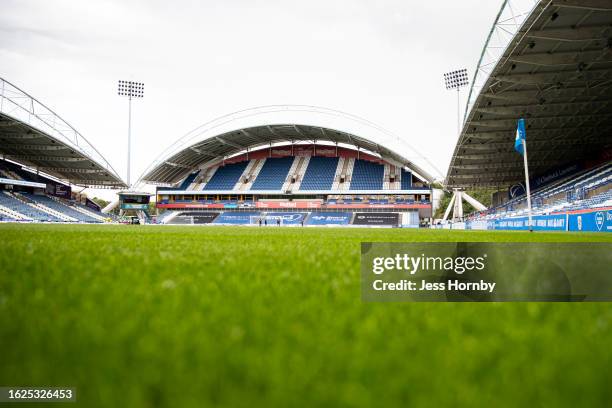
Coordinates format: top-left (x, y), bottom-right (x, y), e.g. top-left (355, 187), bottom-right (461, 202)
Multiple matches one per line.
top-left (117, 80), bottom-right (144, 188)
top-left (443, 68), bottom-right (469, 135)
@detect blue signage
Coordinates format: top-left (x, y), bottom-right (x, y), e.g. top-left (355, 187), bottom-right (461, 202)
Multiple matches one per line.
top-left (466, 209), bottom-right (612, 232)
top-left (491, 214), bottom-right (567, 231)
top-left (307, 212), bottom-right (352, 225)
top-left (264, 213), bottom-right (307, 225)
top-left (466, 214), bottom-right (567, 231)
top-left (569, 210), bottom-right (612, 232)
top-left (213, 212), bottom-right (260, 225)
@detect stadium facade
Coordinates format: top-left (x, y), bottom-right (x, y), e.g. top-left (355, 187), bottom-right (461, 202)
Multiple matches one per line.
top-left (141, 122), bottom-right (434, 227)
top-left (444, 0), bottom-right (611, 232)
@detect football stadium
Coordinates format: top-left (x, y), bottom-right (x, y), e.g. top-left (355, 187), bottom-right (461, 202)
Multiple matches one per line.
top-left (0, 0), bottom-right (611, 407)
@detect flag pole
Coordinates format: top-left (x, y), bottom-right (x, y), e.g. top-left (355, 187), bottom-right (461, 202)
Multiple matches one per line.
top-left (522, 138), bottom-right (533, 232)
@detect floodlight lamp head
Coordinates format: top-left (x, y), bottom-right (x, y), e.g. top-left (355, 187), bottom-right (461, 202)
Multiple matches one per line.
top-left (117, 80), bottom-right (145, 98)
top-left (443, 69), bottom-right (469, 90)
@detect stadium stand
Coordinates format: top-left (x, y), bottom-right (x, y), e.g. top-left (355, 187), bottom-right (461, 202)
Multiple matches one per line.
top-left (146, 126), bottom-right (434, 225)
top-left (250, 157), bottom-right (294, 190)
top-left (14, 192), bottom-right (77, 222)
top-left (20, 192), bottom-right (100, 223)
top-left (469, 163), bottom-right (611, 221)
top-left (281, 156), bottom-right (309, 192)
top-left (0, 161), bottom-right (113, 223)
top-left (438, 1), bottom-right (611, 232)
top-left (203, 162), bottom-right (248, 190)
top-left (350, 160), bottom-right (384, 190)
top-left (299, 157), bottom-right (339, 190)
top-left (0, 192), bottom-right (62, 222)
top-left (400, 169), bottom-right (412, 190)
top-left (178, 171), bottom-right (200, 190)
top-left (73, 202), bottom-right (109, 222)
top-left (0, 211), bottom-right (16, 221)
top-left (0, 77), bottom-right (125, 188)
top-left (0, 160), bottom-right (40, 183)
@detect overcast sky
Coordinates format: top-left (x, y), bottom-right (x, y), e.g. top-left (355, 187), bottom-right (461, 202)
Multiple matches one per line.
top-left (1, 0), bottom-right (503, 199)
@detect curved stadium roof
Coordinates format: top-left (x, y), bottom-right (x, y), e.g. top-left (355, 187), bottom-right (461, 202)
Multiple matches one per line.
top-left (140, 107), bottom-right (436, 186)
top-left (446, 0), bottom-right (612, 188)
top-left (0, 77), bottom-right (125, 188)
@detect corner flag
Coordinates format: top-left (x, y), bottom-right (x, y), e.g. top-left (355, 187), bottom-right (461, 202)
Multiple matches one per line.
top-left (515, 118), bottom-right (533, 231)
top-left (515, 118), bottom-right (526, 155)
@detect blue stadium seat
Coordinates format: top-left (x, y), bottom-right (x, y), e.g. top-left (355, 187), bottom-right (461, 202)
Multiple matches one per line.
top-left (299, 157), bottom-right (339, 190)
top-left (350, 160), bottom-right (384, 190)
top-left (0, 193), bottom-right (62, 222)
top-left (401, 169), bottom-right (412, 189)
top-left (470, 163), bottom-right (611, 221)
top-left (177, 171), bottom-right (200, 190)
top-left (203, 162), bottom-right (249, 190)
top-left (250, 157), bottom-right (294, 190)
top-left (21, 193), bottom-right (100, 222)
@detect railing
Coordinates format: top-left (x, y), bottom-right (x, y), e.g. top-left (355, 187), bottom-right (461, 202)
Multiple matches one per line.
top-left (0, 77), bottom-right (123, 184)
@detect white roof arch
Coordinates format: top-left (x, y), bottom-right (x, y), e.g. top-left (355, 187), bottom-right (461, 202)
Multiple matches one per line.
top-left (138, 105), bottom-right (440, 186)
top-left (0, 77), bottom-right (125, 187)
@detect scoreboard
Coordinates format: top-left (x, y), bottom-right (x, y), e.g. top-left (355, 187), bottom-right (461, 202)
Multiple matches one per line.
top-left (118, 192), bottom-right (151, 210)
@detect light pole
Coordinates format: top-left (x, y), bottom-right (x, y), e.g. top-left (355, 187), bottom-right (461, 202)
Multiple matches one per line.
top-left (118, 80), bottom-right (144, 188)
top-left (443, 68), bottom-right (469, 135)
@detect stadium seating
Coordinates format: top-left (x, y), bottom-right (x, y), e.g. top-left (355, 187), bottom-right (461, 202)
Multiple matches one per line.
top-left (73, 202), bottom-right (111, 221)
top-left (20, 192), bottom-right (100, 223)
top-left (250, 157), bottom-right (294, 190)
top-left (178, 171), bottom-right (200, 190)
top-left (401, 169), bottom-right (412, 189)
top-left (468, 163), bottom-right (611, 221)
top-left (203, 162), bottom-right (249, 190)
top-left (299, 157), bottom-right (339, 190)
top-left (0, 160), bottom-right (46, 183)
top-left (350, 160), bottom-right (384, 190)
top-left (0, 213), bottom-right (16, 221)
top-left (0, 192), bottom-right (62, 222)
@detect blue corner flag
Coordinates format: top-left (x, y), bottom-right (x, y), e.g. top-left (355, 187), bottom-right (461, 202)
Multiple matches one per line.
top-left (515, 118), bottom-right (526, 155)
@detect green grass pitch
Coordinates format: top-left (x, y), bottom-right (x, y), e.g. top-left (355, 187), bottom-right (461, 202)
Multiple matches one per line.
top-left (0, 224), bottom-right (611, 407)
